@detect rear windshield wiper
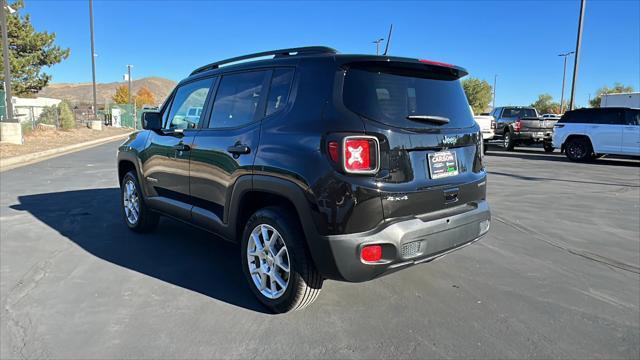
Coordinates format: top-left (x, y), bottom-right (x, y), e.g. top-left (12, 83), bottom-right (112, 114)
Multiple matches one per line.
top-left (406, 115), bottom-right (450, 125)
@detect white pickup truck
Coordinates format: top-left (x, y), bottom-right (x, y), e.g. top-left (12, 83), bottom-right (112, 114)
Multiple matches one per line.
top-left (471, 107), bottom-right (495, 154)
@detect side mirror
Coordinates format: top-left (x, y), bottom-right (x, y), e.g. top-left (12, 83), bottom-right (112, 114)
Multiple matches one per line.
top-left (142, 111), bottom-right (162, 130)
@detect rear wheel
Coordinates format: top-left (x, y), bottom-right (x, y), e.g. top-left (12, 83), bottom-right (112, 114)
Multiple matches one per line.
top-left (241, 207), bottom-right (323, 313)
top-left (121, 171), bottom-right (159, 232)
top-left (564, 137), bottom-right (594, 162)
top-left (503, 130), bottom-right (515, 151)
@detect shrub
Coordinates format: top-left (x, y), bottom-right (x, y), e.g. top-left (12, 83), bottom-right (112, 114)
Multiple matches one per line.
top-left (58, 101), bottom-right (75, 130)
top-left (38, 105), bottom-right (58, 126)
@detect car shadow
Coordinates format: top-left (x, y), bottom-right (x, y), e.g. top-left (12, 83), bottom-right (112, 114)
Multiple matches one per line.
top-left (486, 146), bottom-right (640, 167)
top-left (9, 188), bottom-right (269, 314)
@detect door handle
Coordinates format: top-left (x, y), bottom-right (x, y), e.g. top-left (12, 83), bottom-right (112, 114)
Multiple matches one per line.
top-left (227, 144), bottom-right (251, 155)
top-left (173, 143), bottom-right (191, 152)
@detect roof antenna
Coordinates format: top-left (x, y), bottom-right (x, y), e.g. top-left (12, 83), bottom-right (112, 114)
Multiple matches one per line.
top-left (383, 24), bottom-right (393, 56)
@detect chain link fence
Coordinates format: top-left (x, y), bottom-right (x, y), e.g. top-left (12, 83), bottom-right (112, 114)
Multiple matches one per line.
top-left (106, 104), bottom-right (140, 129)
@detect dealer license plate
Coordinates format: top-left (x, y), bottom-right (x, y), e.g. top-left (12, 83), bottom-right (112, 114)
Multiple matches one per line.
top-left (428, 150), bottom-right (459, 179)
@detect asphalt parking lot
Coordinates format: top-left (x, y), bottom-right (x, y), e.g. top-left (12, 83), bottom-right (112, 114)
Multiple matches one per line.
top-left (1, 141), bottom-right (639, 359)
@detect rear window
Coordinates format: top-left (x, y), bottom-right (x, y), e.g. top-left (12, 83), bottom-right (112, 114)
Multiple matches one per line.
top-left (501, 108), bottom-right (537, 118)
top-left (343, 67), bottom-right (475, 129)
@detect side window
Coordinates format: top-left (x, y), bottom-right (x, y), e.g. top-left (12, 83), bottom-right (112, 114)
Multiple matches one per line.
top-left (625, 110), bottom-right (640, 125)
top-left (166, 78), bottom-right (214, 129)
top-left (266, 68), bottom-right (295, 116)
top-left (209, 71), bottom-right (268, 129)
top-left (592, 110), bottom-right (624, 125)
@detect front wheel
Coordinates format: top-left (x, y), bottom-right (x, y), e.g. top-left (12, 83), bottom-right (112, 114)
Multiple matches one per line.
top-left (543, 142), bottom-right (554, 153)
top-left (241, 207), bottom-right (323, 313)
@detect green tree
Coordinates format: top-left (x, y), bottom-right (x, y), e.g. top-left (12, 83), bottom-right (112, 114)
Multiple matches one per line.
top-left (531, 93), bottom-right (561, 114)
top-left (462, 77), bottom-right (493, 114)
top-left (112, 85), bottom-right (130, 104)
top-left (0, 1), bottom-right (70, 96)
top-left (58, 100), bottom-right (74, 130)
top-left (37, 104), bottom-right (58, 125)
top-left (589, 83), bottom-right (635, 108)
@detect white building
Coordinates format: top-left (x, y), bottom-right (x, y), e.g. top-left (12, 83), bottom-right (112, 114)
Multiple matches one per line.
top-left (11, 96), bottom-right (62, 124)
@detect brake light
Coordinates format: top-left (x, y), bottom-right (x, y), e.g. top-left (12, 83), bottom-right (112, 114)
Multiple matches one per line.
top-left (328, 141), bottom-right (339, 162)
top-left (419, 59), bottom-right (454, 68)
top-left (361, 245), bottom-right (382, 262)
top-left (343, 136), bottom-right (379, 174)
top-left (513, 120), bottom-right (522, 132)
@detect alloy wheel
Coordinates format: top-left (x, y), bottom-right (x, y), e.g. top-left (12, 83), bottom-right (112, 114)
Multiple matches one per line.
top-left (123, 179), bottom-right (140, 225)
top-left (246, 224), bottom-right (291, 299)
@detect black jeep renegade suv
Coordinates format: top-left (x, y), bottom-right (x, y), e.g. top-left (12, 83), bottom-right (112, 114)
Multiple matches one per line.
top-left (117, 47), bottom-right (491, 313)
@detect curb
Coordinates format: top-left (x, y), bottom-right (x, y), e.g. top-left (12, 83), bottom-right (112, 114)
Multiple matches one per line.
top-left (0, 132), bottom-right (133, 172)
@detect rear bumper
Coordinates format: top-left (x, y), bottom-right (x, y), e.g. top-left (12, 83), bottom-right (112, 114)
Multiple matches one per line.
top-left (482, 130), bottom-right (495, 140)
top-left (514, 131), bottom-right (553, 141)
top-left (320, 200), bottom-right (490, 282)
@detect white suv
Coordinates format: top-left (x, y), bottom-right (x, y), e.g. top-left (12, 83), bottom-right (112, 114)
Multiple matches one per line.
top-left (552, 107), bottom-right (640, 161)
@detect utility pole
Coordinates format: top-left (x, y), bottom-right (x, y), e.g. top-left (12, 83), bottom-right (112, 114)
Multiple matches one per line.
top-left (372, 38), bottom-right (384, 55)
top-left (89, 0), bottom-right (97, 118)
top-left (126, 64), bottom-right (133, 105)
top-left (558, 51), bottom-right (575, 113)
top-left (492, 74), bottom-right (497, 110)
top-left (569, 0), bottom-right (586, 111)
top-left (1, 0), bottom-right (14, 123)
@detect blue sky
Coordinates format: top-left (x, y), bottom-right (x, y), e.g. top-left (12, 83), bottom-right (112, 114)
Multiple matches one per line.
top-left (24, 0), bottom-right (640, 108)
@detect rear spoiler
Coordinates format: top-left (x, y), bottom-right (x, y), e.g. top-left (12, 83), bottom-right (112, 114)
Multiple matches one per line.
top-left (337, 55), bottom-right (468, 80)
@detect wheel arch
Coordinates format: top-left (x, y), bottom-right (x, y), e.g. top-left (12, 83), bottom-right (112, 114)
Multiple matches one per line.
top-left (562, 134), bottom-right (593, 153)
top-left (228, 175), bottom-right (338, 279)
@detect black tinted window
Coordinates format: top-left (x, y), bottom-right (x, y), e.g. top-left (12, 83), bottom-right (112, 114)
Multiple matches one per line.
top-left (501, 108), bottom-right (537, 118)
top-left (209, 71), bottom-right (267, 128)
top-left (343, 68), bottom-right (475, 129)
top-left (559, 111), bottom-right (580, 123)
top-left (625, 109), bottom-right (640, 125)
top-left (591, 109), bottom-right (624, 125)
top-left (166, 78), bottom-right (213, 129)
top-left (266, 68), bottom-right (294, 116)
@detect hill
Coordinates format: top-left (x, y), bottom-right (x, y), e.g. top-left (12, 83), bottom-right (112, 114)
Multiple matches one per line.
top-left (37, 77), bottom-right (176, 105)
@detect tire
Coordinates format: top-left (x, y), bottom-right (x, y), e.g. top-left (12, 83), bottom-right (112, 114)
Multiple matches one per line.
top-left (564, 137), bottom-right (594, 162)
top-left (503, 130), bottom-right (515, 151)
top-left (121, 171), bottom-right (159, 232)
top-left (241, 206), bottom-right (323, 313)
top-left (543, 142), bottom-right (554, 153)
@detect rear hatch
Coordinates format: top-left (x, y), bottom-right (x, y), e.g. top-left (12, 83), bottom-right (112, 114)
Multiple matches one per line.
top-left (341, 60), bottom-right (486, 220)
top-left (520, 117), bottom-right (558, 133)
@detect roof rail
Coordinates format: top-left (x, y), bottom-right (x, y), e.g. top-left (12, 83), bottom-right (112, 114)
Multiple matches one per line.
top-left (190, 46), bottom-right (338, 76)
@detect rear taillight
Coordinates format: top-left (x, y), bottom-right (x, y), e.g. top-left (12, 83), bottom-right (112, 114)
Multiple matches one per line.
top-left (343, 136), bottom-right (379, 174)
top-left (328, 141), bottom-right (339, 162)
top-left (513, 120), bottom-right (522, 132)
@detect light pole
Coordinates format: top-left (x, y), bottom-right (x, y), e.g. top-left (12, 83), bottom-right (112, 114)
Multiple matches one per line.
top-left (89, 0), bottom-right (97, 118)
top-left (1, 0), bottom-right (15, 123)
top-left (492, 74), bottom-right (497, 110)
top-left (126, 64), bottom-right (133, 105)
top-left (569, 0), bottom-right (586, 111)
top-left (372, 38), bottom-right (384, 55)
top-left (558, 51), bottom-right (575, 113)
